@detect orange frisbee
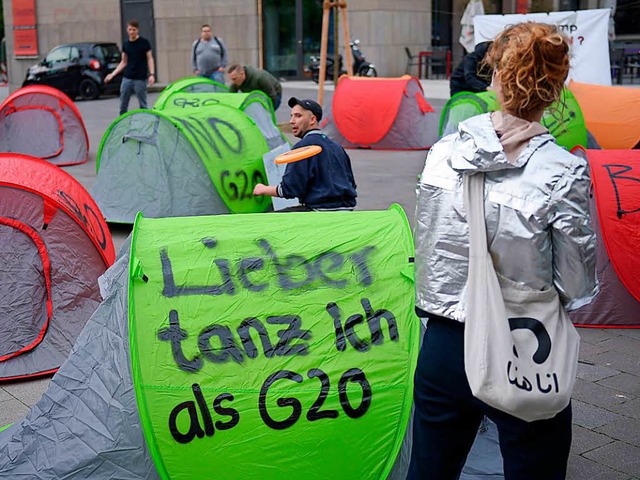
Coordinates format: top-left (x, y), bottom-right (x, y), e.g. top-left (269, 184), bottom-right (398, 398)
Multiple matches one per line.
top-left (275, 145), bottom-right (322, 164)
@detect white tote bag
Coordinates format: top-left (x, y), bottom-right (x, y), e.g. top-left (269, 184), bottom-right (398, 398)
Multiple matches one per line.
top-left (463, 172), bottom-right (580, 422)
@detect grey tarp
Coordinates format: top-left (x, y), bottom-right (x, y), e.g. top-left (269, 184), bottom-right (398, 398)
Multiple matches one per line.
top-left (0, 243), bottom-right (159, 479)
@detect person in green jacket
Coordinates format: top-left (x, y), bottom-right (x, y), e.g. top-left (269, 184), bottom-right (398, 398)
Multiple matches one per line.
top-left (227, 64), bottom-right (282, 110)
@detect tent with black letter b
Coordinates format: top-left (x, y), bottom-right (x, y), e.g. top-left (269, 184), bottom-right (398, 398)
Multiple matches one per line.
top-left (0, 207), bottom-right (420, 479)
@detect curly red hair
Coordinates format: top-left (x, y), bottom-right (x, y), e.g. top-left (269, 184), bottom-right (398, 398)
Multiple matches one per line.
top-left (484, 22), bottom-right (570, 118)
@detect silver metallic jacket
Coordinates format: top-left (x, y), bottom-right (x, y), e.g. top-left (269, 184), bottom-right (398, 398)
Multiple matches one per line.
top-left (415, 113), bottom-right (598, 322)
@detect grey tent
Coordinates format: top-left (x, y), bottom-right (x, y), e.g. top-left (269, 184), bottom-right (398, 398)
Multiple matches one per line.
top-left (92, 104), bottom-right (286, 223)
top-left (0, 153), bottom-right (114, 381)
top-left (0, 85), bottom-right (89, 166)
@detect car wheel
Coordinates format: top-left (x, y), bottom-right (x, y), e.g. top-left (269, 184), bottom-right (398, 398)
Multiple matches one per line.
top-left (79, 79), bottom-right (100, 100)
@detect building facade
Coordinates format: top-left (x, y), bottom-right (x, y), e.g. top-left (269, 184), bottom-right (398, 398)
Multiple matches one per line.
top-left (2, 0), bottom-right (636, 91)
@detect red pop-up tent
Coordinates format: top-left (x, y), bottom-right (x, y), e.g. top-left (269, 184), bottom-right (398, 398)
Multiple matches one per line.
top-left (322, 75), bottom-right (439, 150)
top-left (570, 150), bottom-right (640, 327)
top-left (0, 153), bottom-right (114, 381)
top-left (0, 85), bottom-right (89, 166)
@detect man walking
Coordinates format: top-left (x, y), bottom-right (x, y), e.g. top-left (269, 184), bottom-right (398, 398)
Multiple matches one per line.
top-left (227, 64), bottom-right (282, 111)
top-left (192, 24), bottom-right (227, 84)
top-left (105, 20), bottom-right (155, 115)
top-left (253, 97), bottom-right (357, 211)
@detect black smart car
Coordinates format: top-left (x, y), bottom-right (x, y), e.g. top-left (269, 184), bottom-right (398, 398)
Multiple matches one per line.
top-left (23, 42), bottom-right (123, 100)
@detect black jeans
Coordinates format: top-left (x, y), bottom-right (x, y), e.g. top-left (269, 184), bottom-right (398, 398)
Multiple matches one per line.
top-left (407, 314), bottom-right (572, 480)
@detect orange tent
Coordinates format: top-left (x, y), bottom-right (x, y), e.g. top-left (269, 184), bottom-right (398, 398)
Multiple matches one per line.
top-left (321, 75), bottom-right (439, 150)
top-left (569, 81), bottom-right (640, 149)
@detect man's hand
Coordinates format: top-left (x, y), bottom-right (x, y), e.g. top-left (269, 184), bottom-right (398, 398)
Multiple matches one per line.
top-left (253, 183), bottom-right (269, 196)
top-left (148, 74), bottom-right (155, 87)
top-left (104, 73), bottom-right (113, 84)
top-left (195, 69), bottom-right (201, 75)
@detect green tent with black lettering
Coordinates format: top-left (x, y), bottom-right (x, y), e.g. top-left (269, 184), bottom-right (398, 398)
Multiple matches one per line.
top-left (154, 90), bottom-right (286, 150)
top-left (154, 76), bottom-right (228, 106)
top-left (92, 104), bottom-right (286, 224)
top-left (0, 207), bottom-right (420, 480)
top-left (439, 89), bottom-right (587, 151)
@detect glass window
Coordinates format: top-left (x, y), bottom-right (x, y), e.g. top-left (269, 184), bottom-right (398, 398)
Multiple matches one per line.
top-left (263, 0), bottom-right (322, 79)
top-left (46, 47), bottom-right (71, 65)
top-left (69, 47), bottom-right (80, 62)
top-left (615, 0), bottom-right (640, 36)
top-left (482, 0), bottom-right (503, 14)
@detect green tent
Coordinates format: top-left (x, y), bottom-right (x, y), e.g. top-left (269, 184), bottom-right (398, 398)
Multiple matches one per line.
top-left (439, 89), bottom-right (587, 150)
top-left (129, 206), bottom-right (419, 479)
top-left (92, 105), bottom-right (278, 223)
top-left (154, 76), bottom-right (228, 109)
top-left (155, 90), bottom-right (286, 150)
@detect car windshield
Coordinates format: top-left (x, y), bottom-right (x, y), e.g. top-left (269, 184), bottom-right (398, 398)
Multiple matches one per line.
top-left (45, 47), bottom-right (71, 65)
top-left (94, 44), bottom-right (120, 63)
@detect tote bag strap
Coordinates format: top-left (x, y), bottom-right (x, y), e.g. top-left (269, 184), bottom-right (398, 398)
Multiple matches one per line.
top-left (463, 172), bottom-right (489, 260)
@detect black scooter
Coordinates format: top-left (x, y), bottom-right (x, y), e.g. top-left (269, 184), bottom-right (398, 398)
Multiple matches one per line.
top-left (308, 39), bottom-right (377, 83)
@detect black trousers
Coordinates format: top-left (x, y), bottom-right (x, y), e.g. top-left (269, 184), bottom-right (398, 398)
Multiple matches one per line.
top-left (407, 315), bottom-right (572, 480)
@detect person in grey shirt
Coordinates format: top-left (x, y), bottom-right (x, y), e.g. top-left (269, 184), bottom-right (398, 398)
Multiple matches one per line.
top-left (191, 24), bottom-right (227, 84)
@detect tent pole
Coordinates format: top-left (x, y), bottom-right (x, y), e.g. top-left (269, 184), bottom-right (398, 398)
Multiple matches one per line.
top-left (318, 0), bottom-right (331, 106)
top-left (339, 2), bottom-right (353, 76)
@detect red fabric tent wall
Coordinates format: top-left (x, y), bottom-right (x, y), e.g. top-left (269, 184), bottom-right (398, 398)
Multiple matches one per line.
top-left (0, 85), bottom-right (90, 166)
top-left (322, 75), bottom-right (438, 150)
top-left (570, 150), bottom-right (640, 327)
top-left (0, 153), bottom-right (114, 381)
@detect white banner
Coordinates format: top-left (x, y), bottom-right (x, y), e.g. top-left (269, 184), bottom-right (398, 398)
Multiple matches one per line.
top-left (474, 9), bottom-right (611, 85)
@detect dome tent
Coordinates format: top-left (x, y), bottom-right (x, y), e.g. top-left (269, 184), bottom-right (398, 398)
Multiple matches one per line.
top-left (0, 153), bottom-right (114, 381)
top-left (153, 76), bottom-right (229, 110)
top-left (570, 149), bottom-right (640, 327)
top-left (92, 106), bottom-right (275, 223)
top-left (569, 80), bottom-right (640, 149)
top-left (0, 85), bottom-right (89, 166)
top-left (322, 75), bottom-right (439, 150)
top-left (154, 90), bottom-right (287, 151)
top-left (0, 208), bottom-right (419, 479)
top-left (439, 89), bottom-right (588, 151)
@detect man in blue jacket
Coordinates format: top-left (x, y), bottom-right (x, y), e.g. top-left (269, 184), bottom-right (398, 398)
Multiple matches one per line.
top-left (253, 97), bottom-right (357, 211)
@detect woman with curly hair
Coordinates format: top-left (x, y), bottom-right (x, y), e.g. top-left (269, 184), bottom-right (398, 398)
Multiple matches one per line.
top-left (408, 22), bottom-right (598, 480)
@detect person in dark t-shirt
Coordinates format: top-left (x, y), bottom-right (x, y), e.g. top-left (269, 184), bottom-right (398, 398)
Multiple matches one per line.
top-left (105, 19), bottom-right (156, 115)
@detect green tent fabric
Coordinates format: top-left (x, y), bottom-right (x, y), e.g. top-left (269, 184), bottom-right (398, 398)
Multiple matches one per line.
top-left (92, 106), bottom-right (273, 223)
top-left (155, 90), bottom-right (286, 150)
top-left (154, 76), bottom-right (228, 110)
top-left (439, 89), bottom-right (587, 151)
top-left (129, 206), bottom-right (419, 480)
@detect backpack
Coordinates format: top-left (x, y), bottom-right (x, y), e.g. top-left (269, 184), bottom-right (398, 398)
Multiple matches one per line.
top-left (192, 36), bottom-right (225, 65)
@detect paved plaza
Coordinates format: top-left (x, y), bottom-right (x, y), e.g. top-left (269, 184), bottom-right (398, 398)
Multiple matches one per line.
top-left (0, 80), bottom-right (638, 479)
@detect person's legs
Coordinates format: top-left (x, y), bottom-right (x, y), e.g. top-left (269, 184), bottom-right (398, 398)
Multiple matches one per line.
top-left (407, 316), bottom-right (484, 480)
top-left (133, 79), bottom-right (148, 109)
top-left (488, 403), bottom-right (572, 480)
top-left (118, 77), bottom-right (134, 115)
top-left (211, 70), bottom-right (225, 84)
